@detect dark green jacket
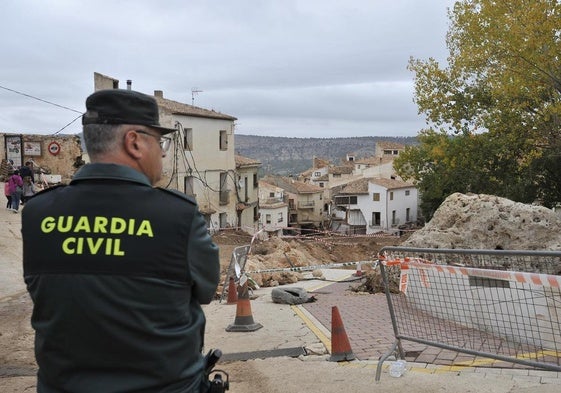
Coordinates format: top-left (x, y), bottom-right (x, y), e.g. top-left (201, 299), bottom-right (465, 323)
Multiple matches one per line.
top-left (22, 163), bottom-right (220, 393)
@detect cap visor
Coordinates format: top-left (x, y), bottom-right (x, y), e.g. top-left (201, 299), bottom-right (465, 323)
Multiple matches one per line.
top-left (152, 125), bottom-right (177, 135)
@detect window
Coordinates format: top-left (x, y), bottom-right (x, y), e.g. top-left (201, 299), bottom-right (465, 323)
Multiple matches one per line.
top-left (278, 212), bottom-right (283, 222)
top-left (405, 190), bottom-right (410, 196)
top-left (334, 196), bottom-right (358, 205)
top-left (266, 214), bottom-right (271, 224)
top-left (333, 174), bottom-right (341, 178)
top-left (219, 172), bottom-right (229, 205)
top-left (392, 210), bottom-right (397, 225)
top-left (314, 171), bottom-right (321, 177)
top-left (183, 128), bottom-right (193, 150)
top-left (244, 176), bottom-right (249, 202)
top-left (373, 193), bottom-right (380, 201)
top-left (406, 207), bottom-right (410, 222)
top-left (219, 213), bottom-right (227, 228)
top-left (219, 130), bottom-right (228, 151)
top-left (319, 182), bottom-right (324, 188)
top-left (269, 192), bottom-right (275, 198)
top-left (253, 173), bottom-right (258, 187)
top-left (184, 176), bottom-right (194, 196)
top-left (390, 191), bottom-right (394, 201)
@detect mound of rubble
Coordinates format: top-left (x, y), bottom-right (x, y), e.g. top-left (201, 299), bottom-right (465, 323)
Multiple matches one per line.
top-left (404, 193), bottom-right (561, 250)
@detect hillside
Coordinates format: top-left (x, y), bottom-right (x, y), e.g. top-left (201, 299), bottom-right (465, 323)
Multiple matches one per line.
top-left (234, 135), bottom-right (418, 175)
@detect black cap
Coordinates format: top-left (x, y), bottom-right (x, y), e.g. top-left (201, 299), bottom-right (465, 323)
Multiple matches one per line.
top-left (82, 89), bottom-right (176, 134)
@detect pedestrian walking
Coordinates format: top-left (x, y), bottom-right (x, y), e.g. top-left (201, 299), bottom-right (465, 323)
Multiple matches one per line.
top-left (8, 170), bottom-right (23, 212)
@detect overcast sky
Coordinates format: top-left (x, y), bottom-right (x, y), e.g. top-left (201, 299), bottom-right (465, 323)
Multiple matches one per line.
top-left (1, 0), bottom-right (454, 138)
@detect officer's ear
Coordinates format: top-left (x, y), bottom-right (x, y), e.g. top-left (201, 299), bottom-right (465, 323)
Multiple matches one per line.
top-left (123, 130), bottom-right (144, 160)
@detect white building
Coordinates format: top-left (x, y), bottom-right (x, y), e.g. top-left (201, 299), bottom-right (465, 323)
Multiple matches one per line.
top-left (331, 178), bottom-right (418, 235)
top-left (235, 155), bottom-right (261, 234)
top-left (93, 73), bottom-right (239, 233)
top-left (258, 180), bottom-right (289, 236)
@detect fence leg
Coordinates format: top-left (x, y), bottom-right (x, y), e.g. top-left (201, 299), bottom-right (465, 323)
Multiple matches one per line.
top-left (375, 340), bottom-right (402, 382)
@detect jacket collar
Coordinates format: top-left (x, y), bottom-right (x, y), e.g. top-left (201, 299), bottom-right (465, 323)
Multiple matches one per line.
top-left (71, 163), bottom-right (152, 187)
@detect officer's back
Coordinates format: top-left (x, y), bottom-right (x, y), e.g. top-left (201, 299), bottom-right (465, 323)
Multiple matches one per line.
top-left (21, 89), bottom-right (220, 393)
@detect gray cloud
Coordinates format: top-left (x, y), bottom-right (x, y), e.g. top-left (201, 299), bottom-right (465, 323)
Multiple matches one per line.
top-left (0, 0), bottom-right (453, 137)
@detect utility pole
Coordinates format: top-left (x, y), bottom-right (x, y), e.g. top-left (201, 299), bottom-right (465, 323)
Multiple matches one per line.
top-left (191, 88), bottom-right (203, 105)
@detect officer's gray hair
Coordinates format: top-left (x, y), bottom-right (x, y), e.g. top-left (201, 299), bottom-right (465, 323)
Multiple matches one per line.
top-left (83, 124), bottom-right (125, 160)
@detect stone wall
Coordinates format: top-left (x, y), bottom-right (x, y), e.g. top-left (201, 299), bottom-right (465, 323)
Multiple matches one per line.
top-left (1, 133), bottom-right (84, 183)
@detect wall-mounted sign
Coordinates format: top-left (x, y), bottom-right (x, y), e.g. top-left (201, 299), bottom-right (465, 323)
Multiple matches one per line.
top-left (48, 141), bottom-right (61, 156)
top-left (24, 141), bottom-right (42, 156)
top-left (5, 135), bottom-right (23, 167)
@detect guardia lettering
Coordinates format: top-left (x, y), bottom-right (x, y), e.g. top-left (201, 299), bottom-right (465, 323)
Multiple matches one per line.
top-left (41, 216), bottom-right (154, 237)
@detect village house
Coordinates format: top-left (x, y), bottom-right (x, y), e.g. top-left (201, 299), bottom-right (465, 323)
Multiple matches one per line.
top-left (235, 155), bottom-right (261, 233)
top-left (257, 180), bottom-right (289, 236)
top-left (260, 175), bottom-right (324, 233)
top-left (94, 73), bottom-right (246, 233)
top-left (330, 177), bottom-right (418, 235)
top-left (375, 141), bottom-right (406, 157)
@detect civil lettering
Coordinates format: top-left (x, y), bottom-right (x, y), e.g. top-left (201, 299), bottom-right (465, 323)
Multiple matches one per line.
top-left (61, 237), bottom-right (125, 256)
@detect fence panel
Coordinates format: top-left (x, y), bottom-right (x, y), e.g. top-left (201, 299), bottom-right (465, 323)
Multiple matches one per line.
top-left (375, 247), bottom-right (561, 380)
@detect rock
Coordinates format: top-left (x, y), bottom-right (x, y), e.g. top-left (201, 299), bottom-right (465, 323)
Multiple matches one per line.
top-left (271, 287), bottom-right (316, 304)
top-left (404, 193), bottom-right (561, 250)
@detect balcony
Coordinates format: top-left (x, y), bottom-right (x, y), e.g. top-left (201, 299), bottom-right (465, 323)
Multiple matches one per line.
top-left (298, 200), bottom-right (315, 209)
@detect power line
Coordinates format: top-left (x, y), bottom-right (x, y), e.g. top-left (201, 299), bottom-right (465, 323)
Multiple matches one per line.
top-left (0, 84), bottom-right (83, 114)
top-left (51, 113), bottom-right (83, 136)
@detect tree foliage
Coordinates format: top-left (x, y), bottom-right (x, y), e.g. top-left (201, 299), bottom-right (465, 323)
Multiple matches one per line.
top-left (398, 0), bottom-right (561, 218)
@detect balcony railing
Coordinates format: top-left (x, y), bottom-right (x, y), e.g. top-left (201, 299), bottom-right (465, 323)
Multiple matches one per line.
top-left (298, 200), bottom-right (315, 209)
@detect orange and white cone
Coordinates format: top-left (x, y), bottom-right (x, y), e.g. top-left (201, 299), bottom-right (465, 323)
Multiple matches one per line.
top-left (226, 276), bottom-right (238, 305)
top-left (329, 306), bottom-right (355, 361)
top-left (354, 262), bottom-right (363, 277)
top-left (226, 278), bottom-right (263, 332)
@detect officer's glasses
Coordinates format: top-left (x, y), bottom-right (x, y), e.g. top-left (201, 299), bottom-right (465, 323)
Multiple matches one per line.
top-left (136, 130), bottom-right (172, 153)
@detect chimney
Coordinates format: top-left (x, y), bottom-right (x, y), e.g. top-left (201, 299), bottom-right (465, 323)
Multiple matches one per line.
top-left (126, 80), bottom-right (132, 90)
top-left (154, 90), bottom-right (163, 98)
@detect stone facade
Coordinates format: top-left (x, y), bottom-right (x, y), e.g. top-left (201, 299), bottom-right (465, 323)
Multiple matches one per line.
top-left (1, 133), bottom-right (83, 183)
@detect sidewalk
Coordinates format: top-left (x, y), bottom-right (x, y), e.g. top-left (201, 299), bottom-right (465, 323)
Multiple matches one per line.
top-left (203, 269), bottom-right (561, 392)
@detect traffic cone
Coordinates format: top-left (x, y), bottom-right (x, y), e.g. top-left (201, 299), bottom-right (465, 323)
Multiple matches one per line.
top-left (226, 280), bottom-right (263, 332)
top-left (226, 277), bottom-right (238, 305)
top-left (354, 262), bottom-right (363, 277)
top-left (329, 306), bottom-right (355, 361)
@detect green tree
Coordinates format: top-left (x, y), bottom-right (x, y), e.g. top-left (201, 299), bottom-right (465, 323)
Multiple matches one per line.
top-left (399, 0), bottom-right (561, 218)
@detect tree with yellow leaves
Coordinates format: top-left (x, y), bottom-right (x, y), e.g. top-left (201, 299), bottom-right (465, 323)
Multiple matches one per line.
top-left (396, 0), bottom-right (561, 218)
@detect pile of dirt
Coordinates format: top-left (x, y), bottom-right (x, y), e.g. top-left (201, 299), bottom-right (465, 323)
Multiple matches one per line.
top-left (212, 232), bottom-right (405, 290)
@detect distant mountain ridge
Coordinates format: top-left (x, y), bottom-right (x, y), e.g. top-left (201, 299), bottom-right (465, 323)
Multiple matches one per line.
top-left (234, 134), bottom-right (418, 175)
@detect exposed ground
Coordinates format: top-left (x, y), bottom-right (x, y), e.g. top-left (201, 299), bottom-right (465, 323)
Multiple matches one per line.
top-left (213, 230), bottom-right (410, 294)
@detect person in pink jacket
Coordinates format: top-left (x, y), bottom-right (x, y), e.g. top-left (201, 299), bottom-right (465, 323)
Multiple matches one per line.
top-left (7, 170), bottom-right (23, 212)
top-left (4, 177), bottom-right (12, 209)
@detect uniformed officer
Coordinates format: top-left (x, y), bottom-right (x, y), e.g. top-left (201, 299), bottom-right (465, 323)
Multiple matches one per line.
top-left (22, 89), bottom-right (220, 393)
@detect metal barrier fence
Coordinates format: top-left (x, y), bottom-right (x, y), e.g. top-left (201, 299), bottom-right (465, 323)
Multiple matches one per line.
top-left (375, 247), bottom-right (561, 380)
top-left (219, 245), bottom-right (250, 303)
